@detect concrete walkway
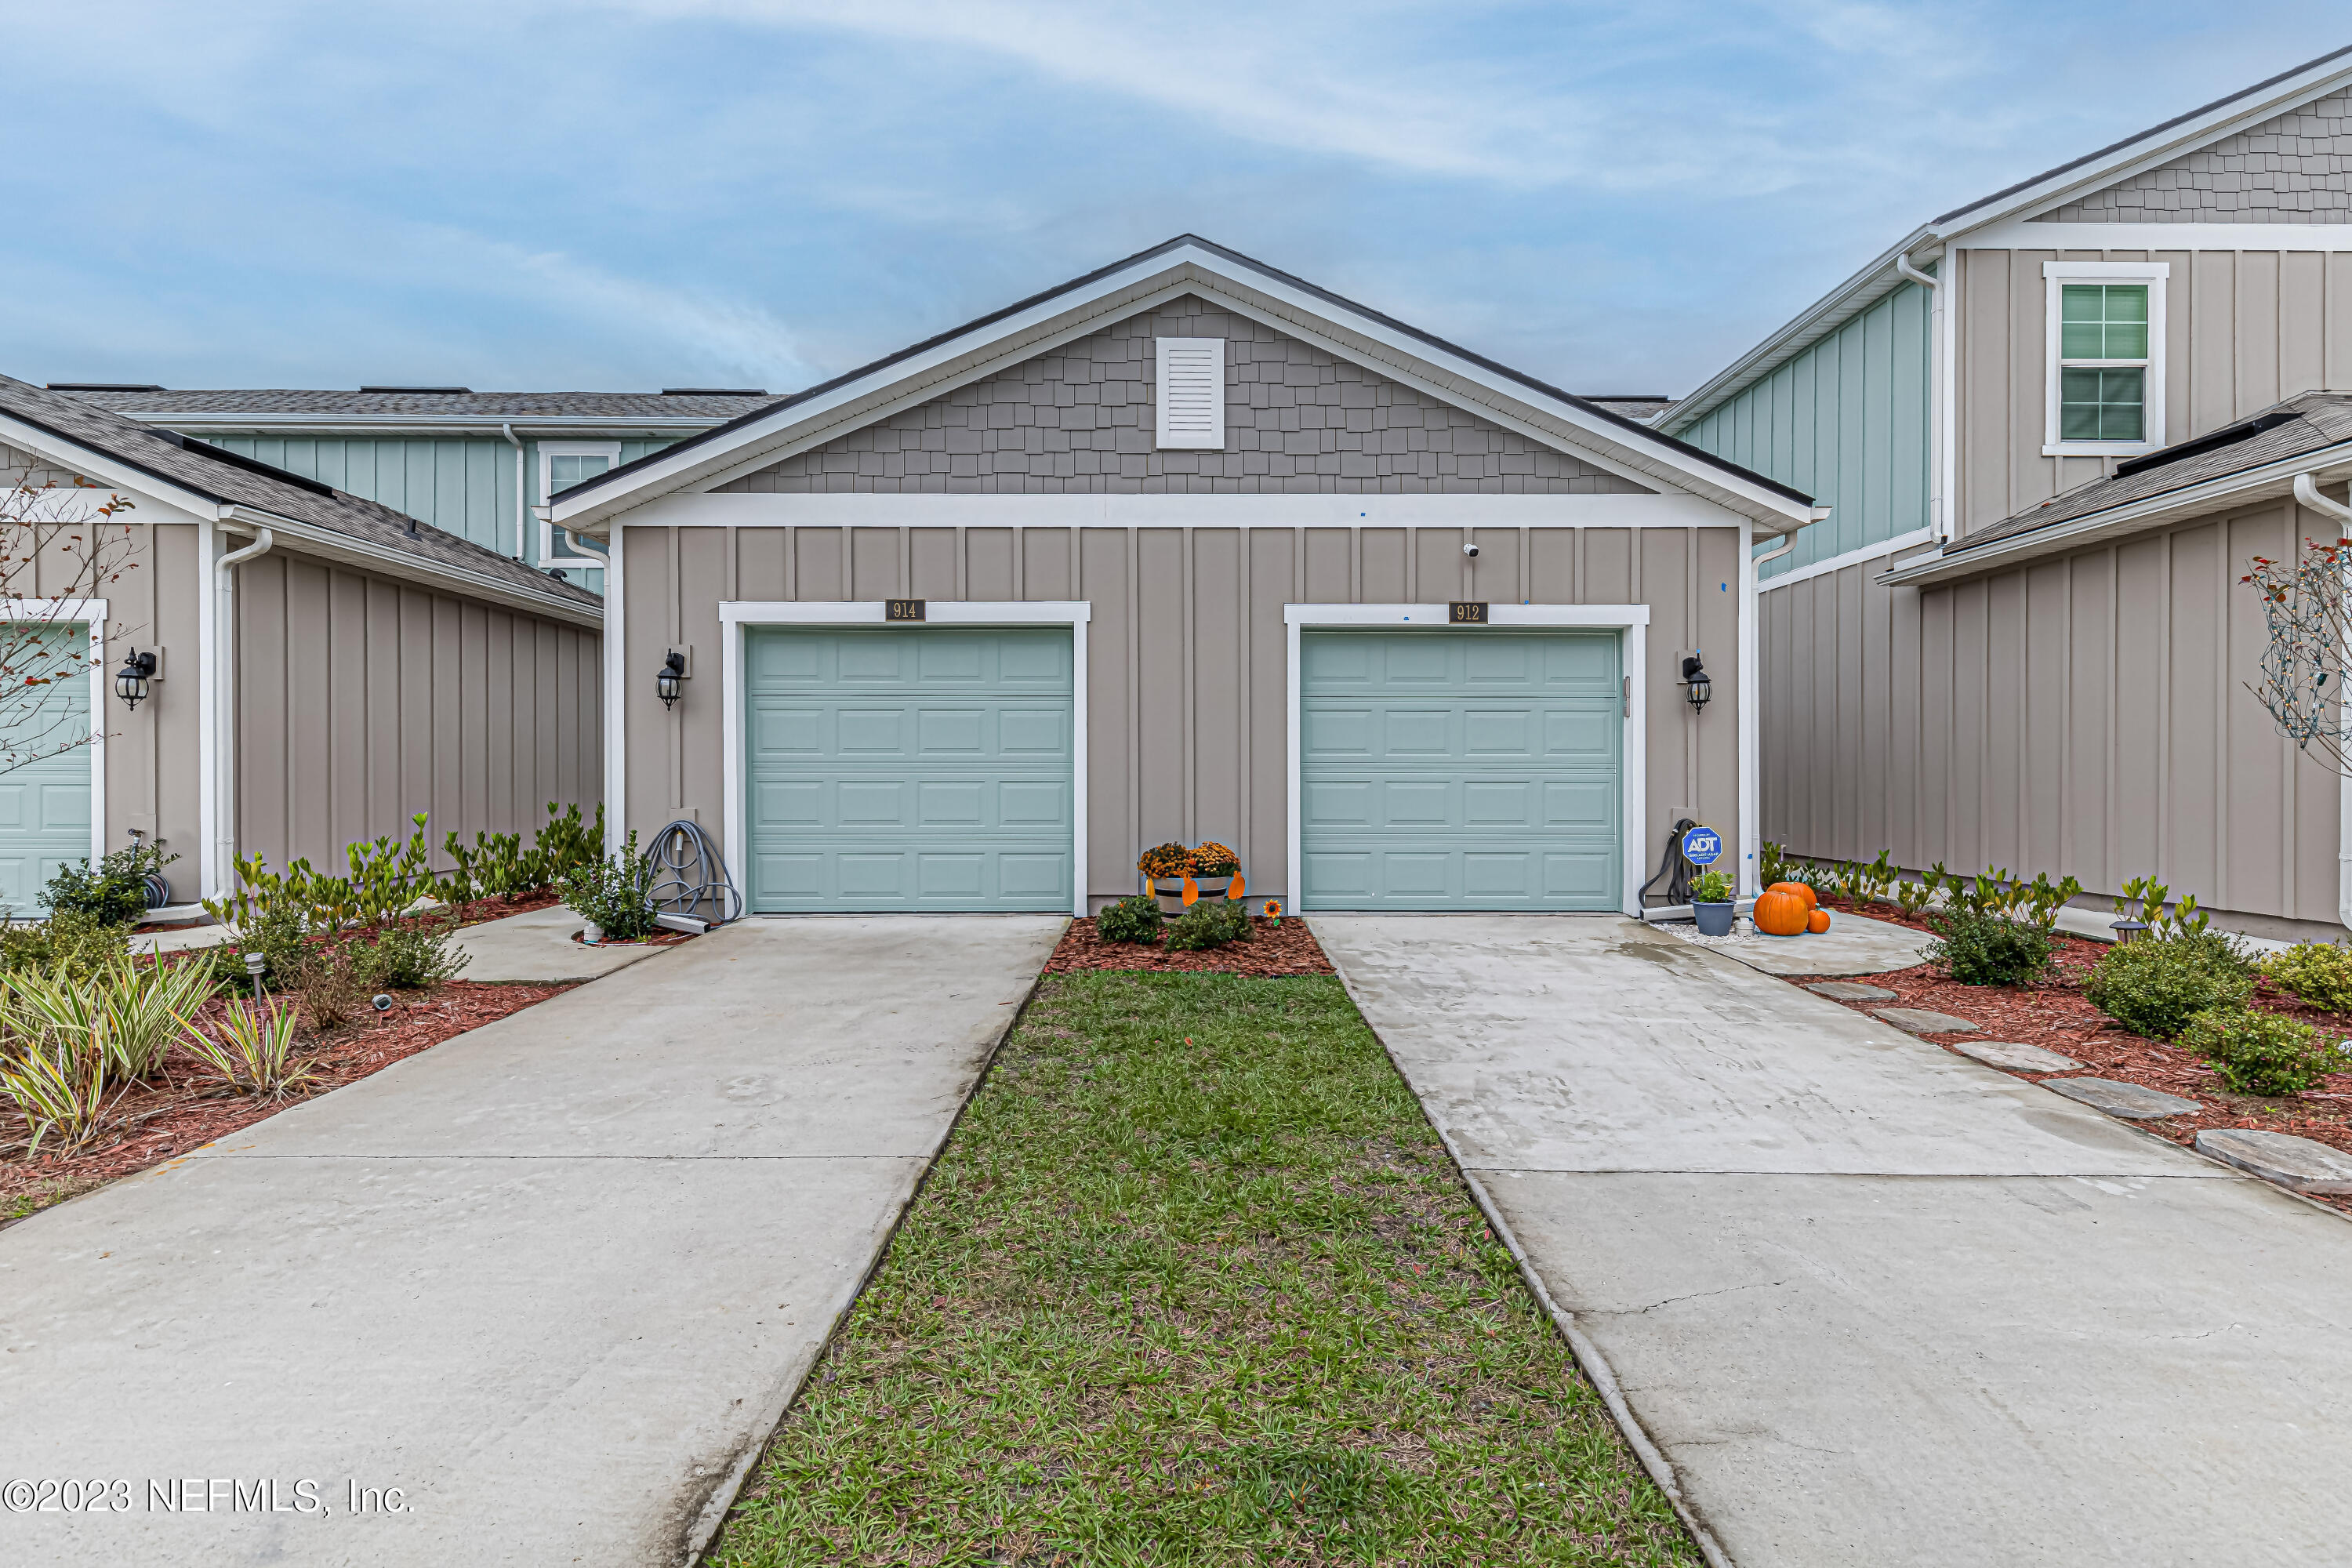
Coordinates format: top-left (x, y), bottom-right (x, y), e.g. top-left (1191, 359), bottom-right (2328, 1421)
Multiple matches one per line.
top-left (1657, 905), bottom-right (1933, 978)
top-left (0, 914), bottom-right (1065, 1568)
top-left (448, 901), bottom-right (671, 982)
top-left (1313, 913), bottom-right (2352, 1568)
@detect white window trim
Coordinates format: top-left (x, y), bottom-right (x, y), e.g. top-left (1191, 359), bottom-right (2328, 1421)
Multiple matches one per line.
top-left (1282, 603), bottom-right (1651, 917)
top-left (0, 599), bottom-right (107, 877)
top-left (539, 441), bottom-right (622, 568)
top-left (1154, 337), bottom-right (1225, 449)
top-left (716, 601), bottom-right (1091, 917)
top-left (2043, 260), bottom-right (2169, 457)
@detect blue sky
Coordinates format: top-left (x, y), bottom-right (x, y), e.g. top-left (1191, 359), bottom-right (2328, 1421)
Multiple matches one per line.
top-left (5, 2), bottom-right (2345, 398)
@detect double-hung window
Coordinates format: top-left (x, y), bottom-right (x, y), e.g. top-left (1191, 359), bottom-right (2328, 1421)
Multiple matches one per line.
top-left (2043, 261), bottom-right (2166, 456)
top-left (538, 441), bottom-right (620, 569)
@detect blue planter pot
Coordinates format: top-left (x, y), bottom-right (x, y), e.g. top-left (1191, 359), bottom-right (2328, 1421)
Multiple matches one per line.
top-left (1692, 901), bottom-right (1736, 937)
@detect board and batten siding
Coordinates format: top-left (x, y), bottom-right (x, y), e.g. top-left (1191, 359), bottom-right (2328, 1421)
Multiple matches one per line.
top-left (1955, 246), bottom-right (2352, 534)
top-left (619, 523), bottom-right (1741, 906)
top-left (1676, 279), bottom-right (1931, 579)
top-left (234, 551), bottom-right (601, 877)
top-left (1759, 497), bottom-right (2344, 938)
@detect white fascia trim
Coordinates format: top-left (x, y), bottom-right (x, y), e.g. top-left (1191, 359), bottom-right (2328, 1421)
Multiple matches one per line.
top-left (0, 600), bottom-right (108, 869)
top-left (217, 506), bottom-right (601, 629)
top-left (1759, 528), bottom-right (1937, 591)
top-left (0, 412), bottom-right (230, 522)
top-left (554, 245), bottom-right (1816, 532)
top-left (608, 491), bottom-right (1748, 530)
top-left (716, 601), bottom-right (1091, 916)
top-left (1878, 445), bottom-right (2352, 586)
top-left (1962, 220), bottom-right (2352, 252)
top-left (1281, 603), bottom-right (1652, 916)
top-left (2042, 261), bottom-right (2169, 457)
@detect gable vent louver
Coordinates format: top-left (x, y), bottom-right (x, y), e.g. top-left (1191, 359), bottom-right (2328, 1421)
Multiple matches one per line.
top-left (1155, 338), bottom-right (1225, 449)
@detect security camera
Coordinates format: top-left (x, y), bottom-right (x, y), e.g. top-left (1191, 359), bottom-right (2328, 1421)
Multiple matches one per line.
top-left (1462, 542), bottom-right (1480, 558)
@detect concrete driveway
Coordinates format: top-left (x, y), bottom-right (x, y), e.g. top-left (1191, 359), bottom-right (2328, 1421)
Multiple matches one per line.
top-left (1314, 913), bottom-right (2352, 1568)
top-left (0, 915), bottom-right (1063, 1568)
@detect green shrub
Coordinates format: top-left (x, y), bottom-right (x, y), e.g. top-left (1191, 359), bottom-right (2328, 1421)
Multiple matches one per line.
top-left (1895, 862), bottom-right (1947, 918)
top-left (2084, 933), bottom-right (2255, 1039)
top-left (1165, 900), bottom-right (1253, 952)
top-left (2259, 942), bottom-right (2352, 1014)
top-left (205, 901), bottom-right (313, 993)
top-left (1690, 869), bottom-right (1732, 904)
top-left (444, 803), bottom-right (601, 903)
top-left (359, 916), bottom-right (470, 989)
top-left (559, 831), bottom-right (659, 942)
top-left (1095, 895), bottom-right (1163, 945)
top-left (0, 909), bottom-right (133, 980)
top-left (40, 839), bottom-right (176, 927)
top-left (1925, 909), bottom-right (2056, 986)
top-left (2178, 1006), bottom-right (2345, 1096)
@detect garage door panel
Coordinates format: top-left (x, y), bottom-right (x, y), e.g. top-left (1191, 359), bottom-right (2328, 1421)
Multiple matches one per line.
top-left (1301, 630), bottom-right (1620, 911)
top-left (0, 626), bottom-right (90, 916)
top-left (745, 627), bottom-right (1073, 913)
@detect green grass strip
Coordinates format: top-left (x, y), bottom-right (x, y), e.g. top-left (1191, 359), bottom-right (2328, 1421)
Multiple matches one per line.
top-left (715, 971), bottom-right (1697, 1566)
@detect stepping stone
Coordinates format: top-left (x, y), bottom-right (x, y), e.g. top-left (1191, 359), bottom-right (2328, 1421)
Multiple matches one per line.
top-left (1948, 1040), bottom-right (2082, 1073)
top-left (2045, 1077), bottom-right (2201, 1120)
top-left (1873, 1007), bottom-right (1981, 1034)
top-left (2194, 1128), bottom-right (2352, 1194)
top-left (1809, 982), bottom-right (1898, 1003)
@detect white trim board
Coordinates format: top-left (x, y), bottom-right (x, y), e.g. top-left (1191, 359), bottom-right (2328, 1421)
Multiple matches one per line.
top-left (606, 491), bottom-right (1744, 531)
top-left (1282, 603), bottom-right (1652, 916)
top-left (1961, 220), bottom-right (2352, 252)
top-left (716, 601), bottom-right (1092, 917)
top-left (1760, 528), bottom-right (1939, 591)
top-left (0, 599), bottom-right (108, 873)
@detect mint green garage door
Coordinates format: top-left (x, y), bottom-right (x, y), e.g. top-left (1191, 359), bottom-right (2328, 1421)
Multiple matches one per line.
top-left (0, 626), bottom-right (93, 916)
top-left (1299, 630), bottom-right (1622, 911)
top-left (745, 626), bottom-right (1074, 912)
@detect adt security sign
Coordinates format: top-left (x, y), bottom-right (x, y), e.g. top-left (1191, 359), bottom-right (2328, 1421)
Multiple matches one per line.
top-left (1680, 826), bottom-right (1723, 866)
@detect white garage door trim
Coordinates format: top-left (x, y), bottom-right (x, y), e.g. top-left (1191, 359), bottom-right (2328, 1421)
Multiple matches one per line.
top-left (0, 597), bottom-right (108, 880)
top-left (720, 601), bottom-right (1091, 916)
top-left (1285, 603), bottom-right (1648, 916)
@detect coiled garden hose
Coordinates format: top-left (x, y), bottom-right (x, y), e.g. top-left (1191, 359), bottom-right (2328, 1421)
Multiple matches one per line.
top-left (645, 818), bottom-right (743, 925)
top-left (1637, 816), bottom-right (1700, 909)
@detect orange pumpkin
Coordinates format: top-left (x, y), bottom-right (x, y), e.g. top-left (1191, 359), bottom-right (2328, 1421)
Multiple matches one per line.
top-left (1753, 885), bottom-right (1811, 936)
top-left (1767, 880), bottom-right (1819, 911)
top-left (1806, 907), bottom-right (1831, 935)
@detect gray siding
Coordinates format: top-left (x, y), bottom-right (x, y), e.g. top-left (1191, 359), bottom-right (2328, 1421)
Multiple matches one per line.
top-left (1759, 496), bottom-right (2343, 938)
top-left (2, 443), bottom-right (204, 872)
top-left (2033, 87), bottom-right (2352, 223)
top-left (619, 523), bottom-right (1740, 905)
top-left (234, 551), bottom-right (601, 875)
top-left (1955, 245), bottom-right (2352, 533)
top-left (1676, 280), bottom-right (1931, 577)
top-left (719, 295), bottom-right (1650, 496)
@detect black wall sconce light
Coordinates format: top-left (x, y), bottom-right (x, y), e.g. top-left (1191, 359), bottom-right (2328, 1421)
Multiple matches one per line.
top-left (116, 648), bottom-right (159, 711)
top-left (1679, 652), bottom-right (1712, 711)
top-left (656, 648), bottom-right (688, 710)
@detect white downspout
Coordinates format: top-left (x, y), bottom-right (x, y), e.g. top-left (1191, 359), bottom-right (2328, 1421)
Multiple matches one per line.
top-left (1896, 251), bottom-right (1951, 541)
top-left (211, 524), bottom-right (274, 902)
top-left (2294, 472), bottom-right (2352, 931)
top-left (502, 424), bottom-right (528, 563)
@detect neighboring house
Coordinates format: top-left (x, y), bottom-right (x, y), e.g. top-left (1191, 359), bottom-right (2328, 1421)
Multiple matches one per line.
top-left (1664, 45), bottom-right (2352, 940)
top-left (0, 376), bottom-right (603, 913)
top-left (546, 235), bottom-right (1820, 919)
top-left (50, 387), bottom-right (777, 597)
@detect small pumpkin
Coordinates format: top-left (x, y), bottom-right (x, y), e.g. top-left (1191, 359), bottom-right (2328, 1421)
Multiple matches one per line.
top-left (1806, 907), bottom-right (1831, 935)
top-left (1767, 880), bottom-right (1819, 911)
top-left (1753, 885), bottom-right (1812, 937)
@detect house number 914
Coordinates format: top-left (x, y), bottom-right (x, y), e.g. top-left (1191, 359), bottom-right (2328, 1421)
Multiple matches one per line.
top-left (886, 599), bottom-right (927, 621)
top-left (1449, 601), bottom-right (1489, 624)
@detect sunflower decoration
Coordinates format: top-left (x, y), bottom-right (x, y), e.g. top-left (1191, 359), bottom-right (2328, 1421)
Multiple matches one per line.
top-left (1263, 900), bottom-right (1283, 926)
top-left (1137, 843), bottom-right (1191, 880)
top-left (1189, 842), bottom-right (1240, 878)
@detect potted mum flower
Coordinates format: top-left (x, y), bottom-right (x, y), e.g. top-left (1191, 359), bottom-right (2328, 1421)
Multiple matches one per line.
top-left (1187, 841), bottom-right (1240, 902)
top-left (1138, 842), bottom-right (1190, 907)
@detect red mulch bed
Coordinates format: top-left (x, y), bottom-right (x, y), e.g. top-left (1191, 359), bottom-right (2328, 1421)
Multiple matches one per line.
top-left (1804, 894), bottom-right (2352, 1213)
top-left (1046, 916), bottom-right (1334, 977)
top-left (1, 979), bottom-right (573, 1220)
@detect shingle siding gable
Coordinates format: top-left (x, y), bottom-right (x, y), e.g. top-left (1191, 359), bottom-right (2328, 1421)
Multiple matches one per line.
top-left (2032, 85), bottom-right (2352, 223)
top-left (717, 295), bottom-right (1650, 495)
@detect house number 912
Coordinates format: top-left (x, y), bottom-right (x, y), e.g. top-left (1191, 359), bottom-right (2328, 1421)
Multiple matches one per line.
top-left (1448, 601), bottom-right (1489, 624)
top-left (886, 599), bottom-right (927, 621)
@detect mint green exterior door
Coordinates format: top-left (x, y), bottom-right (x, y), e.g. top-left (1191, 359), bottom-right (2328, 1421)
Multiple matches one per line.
top-left (1299, 630), bottom-right (1622, 911)
top-left (744, 626), bottom-right (1074, 912)
top-left (0, 626), bottom-right (93, 916)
